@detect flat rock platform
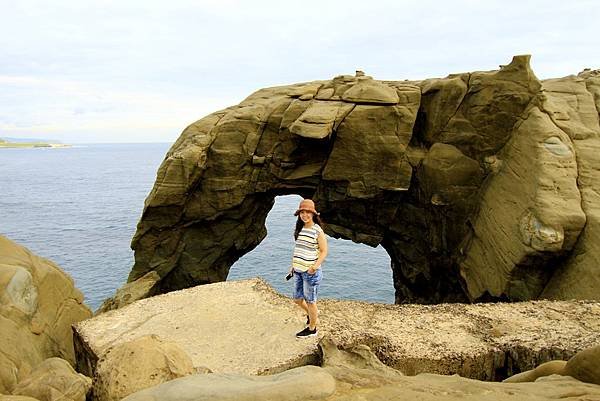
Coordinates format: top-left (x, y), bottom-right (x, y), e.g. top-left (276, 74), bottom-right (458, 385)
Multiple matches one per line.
top-left (73, 278), bottom-right (600, 381)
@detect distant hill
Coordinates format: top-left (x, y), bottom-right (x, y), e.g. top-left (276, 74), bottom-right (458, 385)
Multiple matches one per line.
top-left (0, 137), bottom-right (63, 144)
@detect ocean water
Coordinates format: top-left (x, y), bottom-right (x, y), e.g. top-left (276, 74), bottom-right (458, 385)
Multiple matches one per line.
top-left (0, 144), bottom-right (394, 310)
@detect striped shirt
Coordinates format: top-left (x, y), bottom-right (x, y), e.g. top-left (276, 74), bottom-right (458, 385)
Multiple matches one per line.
top-left (292, 224), bottom-right (323, 272)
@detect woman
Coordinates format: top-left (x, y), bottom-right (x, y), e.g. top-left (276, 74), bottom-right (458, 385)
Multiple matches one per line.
top-left (289, 198), bottom-right (328, 338)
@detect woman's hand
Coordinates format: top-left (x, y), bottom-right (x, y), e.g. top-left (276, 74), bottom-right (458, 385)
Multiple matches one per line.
top-left (308, 266), bottom-right (318, 274)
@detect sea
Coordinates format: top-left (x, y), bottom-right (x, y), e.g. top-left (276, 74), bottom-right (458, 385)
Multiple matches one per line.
top-left (0, 143), bottom-right (394, 310)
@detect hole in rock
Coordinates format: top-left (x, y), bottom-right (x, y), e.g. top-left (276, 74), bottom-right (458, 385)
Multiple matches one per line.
top-left (227, 195), bottom-right (395, 303)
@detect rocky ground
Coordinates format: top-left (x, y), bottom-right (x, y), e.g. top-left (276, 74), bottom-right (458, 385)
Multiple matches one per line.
top-left (76, 278), bottom-right (600, 381)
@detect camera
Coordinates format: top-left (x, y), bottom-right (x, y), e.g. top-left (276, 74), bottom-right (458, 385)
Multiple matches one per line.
top-left (285, 272), bottom-right (293, 281)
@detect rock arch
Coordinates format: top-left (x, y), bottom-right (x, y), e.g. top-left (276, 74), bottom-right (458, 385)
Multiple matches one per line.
top-left (123, 56), bottom-right (600, 305)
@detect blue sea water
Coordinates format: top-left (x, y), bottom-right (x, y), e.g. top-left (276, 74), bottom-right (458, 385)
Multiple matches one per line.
top-left (0, 144), bottom-right (394, 310)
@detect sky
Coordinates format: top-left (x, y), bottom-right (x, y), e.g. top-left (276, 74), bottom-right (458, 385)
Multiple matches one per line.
top-left (0, 0), bottom-right (598, 144)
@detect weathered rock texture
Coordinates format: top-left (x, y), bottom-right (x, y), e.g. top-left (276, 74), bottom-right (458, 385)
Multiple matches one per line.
top-left (503, 345), bottom-right (600, 385)
top-left (121, 365), bottom-right (336, 401)
top-left (74, 279), bottom-right (600, 382)
top-left (0, 235), bottom-right (92, 395)
top-left (114, 56), bottom-right (600, 306)
top-left (11, 358), bottom-right (91, 401)
top-left (323, 340), bottom-right (600, 401)
top-left (92, 335), bottom-right (194, 401)
top-left (116, 350), bottom-right (600, 401)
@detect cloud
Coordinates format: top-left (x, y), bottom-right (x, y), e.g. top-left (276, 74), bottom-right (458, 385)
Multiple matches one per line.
top-left (0, 0), bottom-right (598, 142)
top-left (0, 74), bottom-right (234, 142)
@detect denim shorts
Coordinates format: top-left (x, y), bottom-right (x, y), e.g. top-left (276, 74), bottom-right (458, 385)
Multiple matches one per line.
top-left (293, 269), bottom-right (323, 304)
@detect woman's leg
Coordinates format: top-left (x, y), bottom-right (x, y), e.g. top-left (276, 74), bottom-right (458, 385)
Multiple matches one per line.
top-left (294, 298), bottom-right (308, 314)
top-left (307, 301), bottom-right (318, 330)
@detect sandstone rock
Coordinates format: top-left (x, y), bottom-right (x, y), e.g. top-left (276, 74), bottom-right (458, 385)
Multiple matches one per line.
top-left (106, 55), bottom-right (600, 306)
top-left (502, 360), bottom-right (567, 383)
top-left (92, 335), bottom-right (194, 401)
top-left (11, 358), bottom-right (91, 401)
top-left (320, 338), bottom-right (404, 389)
top-left (0, 235), bottom-right (92, 394)
top-left (539, 74), bottom-right (600, 300)
top-left (289, 100), bottom-right (353, 139)
top-left (121, 365), bottom-right (336, 401)
top-left (74, 280), bottom-right (322, 378)
top-left (418, 142), bottom-right (483, 205)
top-left (96, 271), bottom-right (159, 314)
top-left (322, 102), bottom-right (418, 198)
top-left (502, 345), bottom-right (600, 388)
top-left (459, 105), bottom-right (586, 300)
top-left (340, 78), bottom-right (400, 104)
top-left (329, 374), bottom-right (600, 401)
top-left (564, 345), bottom-right (600, 385)
top-left (0, 396), bottom-right (41, 401)
top-left (74, 279), bottom-right (600, 382)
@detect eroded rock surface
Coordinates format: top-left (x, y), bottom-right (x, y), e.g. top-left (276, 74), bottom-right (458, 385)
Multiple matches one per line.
top-left (74, 279), bottom-right (600, 382)
top-left (324, 340), bottom-right (600, 400)
top-left (93, 335), bottom-right (194, 401)
top-left (0, 235), bottom-right (92, 395)
top-left (121, 365), bottom-right (336, 401)
top-left (110, 55), bottom-right (600, 306)
top-left (503, 345), bottom-right (600, 385)
top-left (100, 337), bottom-right (600, 401)
top-left (11, 358), bottom-right (91, 401)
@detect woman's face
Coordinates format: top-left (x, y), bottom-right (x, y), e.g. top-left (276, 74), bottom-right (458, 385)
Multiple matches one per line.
top-left (299, 210), bottom-right (314, 224)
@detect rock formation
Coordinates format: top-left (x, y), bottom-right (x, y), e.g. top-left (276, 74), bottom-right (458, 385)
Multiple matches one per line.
top-left (121, 365), bottom-right (337, 401)
top-left (504, 345), bottom-right (600, 385)
top-left (92, 335), bottom-right (194, 401)
top-left (106, 337), bottom-right (600, 401)
top-left (74, 278), bottom-right (600, 383)
top-left (10, 358), bottom-right (91, 401)
top-left (0, 235), bottom-right (92, 395)
top-left (116, 55), bottom-right (600, 306)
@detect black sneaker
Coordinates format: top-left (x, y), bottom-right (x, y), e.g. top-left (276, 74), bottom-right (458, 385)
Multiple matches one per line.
top-left (296, 327), bottom-right (317, 338)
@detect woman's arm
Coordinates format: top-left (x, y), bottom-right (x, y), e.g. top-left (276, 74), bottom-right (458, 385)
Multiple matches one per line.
top-left (309, 231), bottom-right (328, 274)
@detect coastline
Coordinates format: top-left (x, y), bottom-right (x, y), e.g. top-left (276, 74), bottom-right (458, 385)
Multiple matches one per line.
top-left (0, 142), bottom-right (72, 148)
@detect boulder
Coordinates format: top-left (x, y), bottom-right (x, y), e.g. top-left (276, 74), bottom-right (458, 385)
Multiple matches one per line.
top-left (564, 345), bottom-right (600, 385)
top-left (120, 365), bottom-right (336, 401)
top-left (110, 55), bottom-right (600, 305)
top-left (11, 358), bottom-right (91, 401)
top-left (74, 279), bottom-right (600, 382)
top-left (0, 235), bottom-right (92, 394)
top-left (92, 335), bottom-right (194, 401)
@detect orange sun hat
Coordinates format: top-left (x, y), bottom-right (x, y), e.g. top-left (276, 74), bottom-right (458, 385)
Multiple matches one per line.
top-left (294, 198), bottom-right (320, 216)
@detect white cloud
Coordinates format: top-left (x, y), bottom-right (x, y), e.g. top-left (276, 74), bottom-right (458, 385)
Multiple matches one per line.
top-left (0, 74), bottom-right (235, 142)
top-left (0, 0), bottom-right (598, 142)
